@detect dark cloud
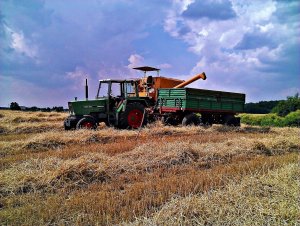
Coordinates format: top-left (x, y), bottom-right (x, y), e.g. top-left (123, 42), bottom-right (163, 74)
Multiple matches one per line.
top-left (0, 0), bottom-right (173, 106)
top-left (275, 0), bottom-right (300, 24)
top-left (182, 0), bottom-right (236, 20)
top-left (257, 42), bottom-right (300, 76)
top-left (0, 0), bottom-right (53, 35)
top-left (234, 32), bottom-right (277, 50)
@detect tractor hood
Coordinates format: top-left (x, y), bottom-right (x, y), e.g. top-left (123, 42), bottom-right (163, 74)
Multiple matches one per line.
top-left (68, 99), bottom-right (106, 116)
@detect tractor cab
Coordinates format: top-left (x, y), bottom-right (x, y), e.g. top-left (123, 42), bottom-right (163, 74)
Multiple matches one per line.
top-left (64, 78), bottom-right (148, 130)
top-left (96, 79), bottom-right (139, 99)
top-left (96, 79), bottom-right (139, 111)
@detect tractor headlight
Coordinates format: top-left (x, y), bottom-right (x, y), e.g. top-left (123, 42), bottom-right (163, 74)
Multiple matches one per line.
top-left (68, 102), bottom-right (74, 114)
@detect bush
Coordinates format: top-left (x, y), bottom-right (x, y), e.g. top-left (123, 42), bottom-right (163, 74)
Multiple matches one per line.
top-left (271, 93), bottom-right (300, 117)
top-left (244, 100), bottom-right (281, 114)
top-left (240, 110), bottom-right (300, 127)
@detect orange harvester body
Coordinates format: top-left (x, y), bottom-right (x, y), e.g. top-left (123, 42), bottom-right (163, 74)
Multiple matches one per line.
top-left (137, 72), bottom-right (206, 101)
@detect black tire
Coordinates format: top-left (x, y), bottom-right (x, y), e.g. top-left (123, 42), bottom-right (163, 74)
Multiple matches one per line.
top-left (76, 117), bottom-right (97, 130)
top-left (161, 115), bottom-right (180, 126)
top-left (224, 115), bottom-right (240, 126)
top-left (64, 119), bottom-right (72, 130)
top-left (117, 102), bottom-right (147, 129)
top-left (201, 114), bottom-right (213, 126)
top-left (64, 116), bottom-right (78, 130)
top-left (182, 113), bottom-right (200, 126)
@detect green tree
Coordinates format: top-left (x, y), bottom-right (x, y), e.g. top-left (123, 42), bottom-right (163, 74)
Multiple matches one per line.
top-left (10, 102), bottom-right (21, 110)
top-left (271, 93), bottom-right (300, 117)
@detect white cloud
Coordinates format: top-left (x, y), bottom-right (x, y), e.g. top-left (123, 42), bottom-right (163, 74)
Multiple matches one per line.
top-left (257, 23), bottom-right (274, 33)
top-left (7, 26), bottom-right (38, 59)
top-left (65, 66), bottom-right (91, 90)
top-left (127, 54), bottom-right (145, 68)
top-left (163, 0), bottom-right (299, 101)
top-left (158, 63), bottom-right (172, 69)
top-left (231, 0), bottom-right (276, 23)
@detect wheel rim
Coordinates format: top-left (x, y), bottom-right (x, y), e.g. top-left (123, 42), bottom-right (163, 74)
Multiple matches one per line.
top-left (127, 109), bottom-right (143, 128)
top-left (82, 121), bottom-right (93, 129)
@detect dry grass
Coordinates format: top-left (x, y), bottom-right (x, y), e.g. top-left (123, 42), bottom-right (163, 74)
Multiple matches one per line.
top-left (131, 162), bottom-right (299, 225)
top-left (0, 110), bottom-right (299, 225)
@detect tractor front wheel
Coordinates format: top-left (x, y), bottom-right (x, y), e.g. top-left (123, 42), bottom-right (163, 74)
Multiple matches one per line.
top-left (76, 117), bottom-right (97, 130)
top-left (117, 102), bottom-right (147, 129)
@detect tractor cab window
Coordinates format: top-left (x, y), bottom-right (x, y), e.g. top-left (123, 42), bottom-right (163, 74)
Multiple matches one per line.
top-left (124, 82), bottom-right (136, 97)
top-left (97, 82), bottom-right (109, 98)
top-left (111, 82), bottom-right (121, 97)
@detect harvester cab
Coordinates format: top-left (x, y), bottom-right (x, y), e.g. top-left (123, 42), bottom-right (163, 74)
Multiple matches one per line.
top-left (133, 66), bottom-right (185, 101)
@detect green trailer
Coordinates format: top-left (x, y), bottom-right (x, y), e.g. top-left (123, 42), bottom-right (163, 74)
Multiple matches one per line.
top-left (157, 88), bottom-right (245, 126)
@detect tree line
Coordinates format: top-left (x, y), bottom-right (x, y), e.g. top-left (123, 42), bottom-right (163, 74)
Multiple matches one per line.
top-left (8, 93), bottom-right (300, 115)
top-left (245, 93), bottom-right (300, 116)
top-left (9, 102), bottom-right (65, 112)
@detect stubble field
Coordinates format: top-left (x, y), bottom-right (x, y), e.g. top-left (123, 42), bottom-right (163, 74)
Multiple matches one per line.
top-left (0, 110), bottom-right (299, 225)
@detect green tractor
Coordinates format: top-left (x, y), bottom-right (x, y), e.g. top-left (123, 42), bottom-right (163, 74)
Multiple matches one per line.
top-left (64, 79), bottom-right (151, 130)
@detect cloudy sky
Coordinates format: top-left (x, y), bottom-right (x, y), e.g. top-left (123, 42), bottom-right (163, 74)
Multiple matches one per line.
top-left (0, 0), bottom-right (299, 107)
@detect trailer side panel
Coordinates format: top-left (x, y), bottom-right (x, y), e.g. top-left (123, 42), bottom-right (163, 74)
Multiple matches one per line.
top-left (158, 88), bottom-right (245, 114)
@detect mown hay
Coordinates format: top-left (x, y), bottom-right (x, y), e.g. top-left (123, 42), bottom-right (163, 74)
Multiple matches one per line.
top-left (130, 163), bottom-right (299, 225)
top-left (25, 140), bottom-right (66, 151)
top-left (0, 126), bottom-right (7, 134)
top-left (49, 156), bottom-right (111, 189)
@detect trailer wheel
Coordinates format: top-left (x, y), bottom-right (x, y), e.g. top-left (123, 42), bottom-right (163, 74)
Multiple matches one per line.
top-left (224, 115), bottom-right (240, 126)
top-left (76, 117), bottom-right (97, 130)
top-left (182, 113), bottom-right (200, 126)
top-left (117, 102), bottom-right (147, 129)
top-left (201, 114), bottom-right (213, 126)
top-left (161, 115), bottom-right (180, 126)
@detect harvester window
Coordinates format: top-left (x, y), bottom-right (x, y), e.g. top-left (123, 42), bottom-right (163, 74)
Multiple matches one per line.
top-left (125, 82), bottom-right (135, 95)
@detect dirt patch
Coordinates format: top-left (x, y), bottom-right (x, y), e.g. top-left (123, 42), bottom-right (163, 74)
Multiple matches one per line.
top-left (85, 135), bottom-right (116, 144)
top-left (252, 141), bottom-right (272, 156)
top-left (170, 150), bottom-right (199, 166)
top-left (213, 125), bottom-right (272, 134)
top-left (12, 117), bottom-right (43, 123)
top-left (50, 167), bottom-right (110, 189)
top-left (12, 125), bottom-right (62, 134)
top-left (0, 126), bottom-right (7, 134)
top-left (25, 140), bottom-right (66, 151)
top-left (243, 126), bottom-right (271, 133)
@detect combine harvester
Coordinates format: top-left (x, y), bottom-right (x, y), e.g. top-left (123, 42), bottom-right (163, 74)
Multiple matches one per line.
top-left (64, 66), bottom-right (245, 130)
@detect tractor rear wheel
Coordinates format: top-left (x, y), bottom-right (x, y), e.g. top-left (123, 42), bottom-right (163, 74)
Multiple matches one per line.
top-left (117, 102), bottom-right (147, 129)
top-left (76, 117), bottom-right (97, 130)
top-left (182, 113), bottom-right (200, 126)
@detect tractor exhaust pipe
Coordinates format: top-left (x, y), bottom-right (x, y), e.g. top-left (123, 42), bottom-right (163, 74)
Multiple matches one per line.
top-left (85, 78), bottom-right (88, 100)
top-left (174, 72), bottom-right (206, 88)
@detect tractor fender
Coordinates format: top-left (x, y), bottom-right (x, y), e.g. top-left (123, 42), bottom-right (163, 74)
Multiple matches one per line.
top-left (126, 99), bottom-right (148, 108)
top-left (83, 114), bottom-right (97, 123)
